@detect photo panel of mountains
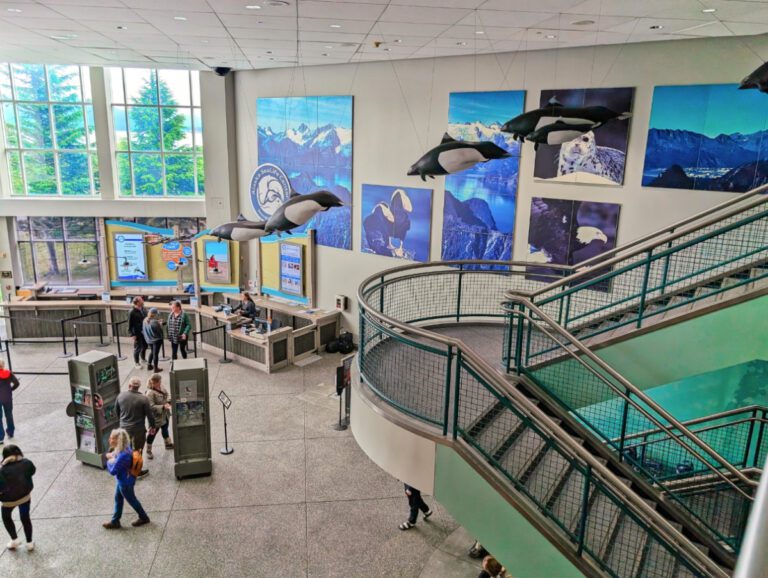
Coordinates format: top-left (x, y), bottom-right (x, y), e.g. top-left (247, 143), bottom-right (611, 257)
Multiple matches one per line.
top-left (257, 96), bottom-right (353, 249)
top-left (534, 87), bottom-right (634, 186)
top-left (643, 84), bottom-right (768, 193)
top-left (361, 184), bottom-right (432, 262)
top-left (441, 90), bottom-right (525, 266)
top-left (527, 197), bottom-right (621, 290)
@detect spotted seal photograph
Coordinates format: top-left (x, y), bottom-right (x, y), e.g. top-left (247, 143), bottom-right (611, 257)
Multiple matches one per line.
top-left (533, 87), bottom-right (635, 186)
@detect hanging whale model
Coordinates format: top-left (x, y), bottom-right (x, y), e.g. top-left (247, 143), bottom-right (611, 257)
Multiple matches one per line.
top-left (264, 190), bottom-right (344, 236)
top-left (500, 98), bottom-right (631, 141)
top-left (739, 61), bottom-right (768, 93)
top-left (210, 214), bottom-right (268, 242)
top-left (526, 121), bottom-right (596, 149)
top-left (407, 133), bottom-right (511, 181)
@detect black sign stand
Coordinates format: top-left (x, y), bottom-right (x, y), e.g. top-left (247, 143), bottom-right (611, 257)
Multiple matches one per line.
top-left (332, 354), bottom-right (355, 431)
top-left (218, 390), bottom-right (234, 455)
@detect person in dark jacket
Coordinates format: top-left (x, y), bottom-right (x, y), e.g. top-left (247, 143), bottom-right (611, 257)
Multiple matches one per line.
top-left (115, 377), bottom-right (155, 477)
top-left (233, 292), bottom-right (260, 320)
top-left (399, 483), bottom-right (432, 530)
top-left (0, 359), bottom-right (19, 444)
top-left (102, 428), bottom-right (150, 529)
top-left (142, 308), bottom-right (164, 372)
top-left (166, 300), bottom-right (191, 360)
top-left (478, 555), bottom-right (507, 578)
top-left (0, 444), bottom-right (35, 551)
top-left (128, 296), bottom-right (148, 369)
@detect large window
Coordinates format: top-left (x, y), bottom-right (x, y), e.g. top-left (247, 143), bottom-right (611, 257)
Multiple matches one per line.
top-left (109, 68), bottom-right (203, 197)
top-left (16, 217), bottom-right (101, 286)
top-left (0, 64), bottom-right (98, 196)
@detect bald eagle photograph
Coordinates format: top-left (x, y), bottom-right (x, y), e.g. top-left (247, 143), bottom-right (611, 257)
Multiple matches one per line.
top-left (361, 184), bottom-right (432, 262)
top-left (526, 197), bottom-right (621, 290)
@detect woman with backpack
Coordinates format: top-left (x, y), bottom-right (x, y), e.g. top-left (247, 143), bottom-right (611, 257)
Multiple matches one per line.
top-left (103, 428), bottom-right (150, 529)
top-left (142, 308), bottom-right (164, 373)
top-left (0, 444), bottom-right (35, 551)
top-left (144, 374), bottom-right (173, 459)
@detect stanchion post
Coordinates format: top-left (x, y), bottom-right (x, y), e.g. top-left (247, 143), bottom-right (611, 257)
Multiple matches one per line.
top-left (219, 324), bottom-right (232, 364)
top-left (74, 324), bottom-right (80, 357)
top-left (193, 332), bottom-right (198, 358)
top-left (59, 318), bottom-right (72, 358)
top-left (218, 391), bottom-right (234, 455)
top-left (113, 319), bottom-right (127, 361)
top-left (4, 340), bottom-right (12, 371)
top-left (96, 310), bottom-right (109, 347)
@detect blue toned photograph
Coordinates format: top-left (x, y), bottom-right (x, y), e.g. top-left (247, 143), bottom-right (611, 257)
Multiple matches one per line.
top-left (441, 90), bottom-right (525, 263)
top-left (257, 96), bottom-right (353, 249)
top-left (643, 84), bottom-right (768, 192)
top-left (361, 184), bottom-right (432, 263)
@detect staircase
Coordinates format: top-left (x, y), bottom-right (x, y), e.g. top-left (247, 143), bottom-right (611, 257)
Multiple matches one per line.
top-left (358, 184), bottom-right (768, 578)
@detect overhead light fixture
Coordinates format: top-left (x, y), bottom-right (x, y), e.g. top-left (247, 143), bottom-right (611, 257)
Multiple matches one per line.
top-left (324, 44), bottom-right (333, 49)
top-left (649, 24), bottom-right (663, 30)
top-left (456, 41), bottom-right (467, 46)
top-left (329, 24), bottom-right (341, 29)
top-left (393, 39), bottom-right (402, 44)
top-left (245, 4), bottom-right (262, 8)
top-left (702, 8), bottom-right (716, 13)
top-left (201, 40), bottom-right (209, 43)
top-left (7, 8), bottom-right (22, 13)
top-left (267, 0), bottom-right (289, 5)
top-left (174, 16), bottom-right (187, 21)
top-left (475, 30), bottom-right (485, 35)
top-left (51, 34), bottom-right (79, 40)
top-left (383, 47), bottom-right (391, 51)
top-left (116, 25), bottom-right (128, 30)
top-left (545, 34), bottom-right (557, 39)
top-left (572, 19), bottom-right (595, 26)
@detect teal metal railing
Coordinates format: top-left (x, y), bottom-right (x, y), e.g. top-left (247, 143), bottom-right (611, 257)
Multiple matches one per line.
top-left (358, 263), bottom-right (729, 578)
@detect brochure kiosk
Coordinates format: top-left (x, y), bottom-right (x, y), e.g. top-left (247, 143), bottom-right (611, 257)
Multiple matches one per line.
top-left (68, 351), bottom-right (121, 468)
top-left (170, 358), bottom-right (212, 479)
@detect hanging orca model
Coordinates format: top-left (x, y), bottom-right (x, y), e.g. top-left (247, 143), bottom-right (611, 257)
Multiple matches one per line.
top-left (210, 214), bottom-right (268, 242)
top-left (526, 121), bottom-right (596, 150)
top-left (264, 190), bottom-right (344, 236)
top-left (500, 97), bottom-right (631, 141)
top-left (407, 133), bottom-right (510, 181)
top-left (739, 61), bottom-right (768, 93)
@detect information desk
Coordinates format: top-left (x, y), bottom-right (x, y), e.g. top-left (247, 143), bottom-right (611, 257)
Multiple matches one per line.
top-left (1, 297), bottom-right (340, 374)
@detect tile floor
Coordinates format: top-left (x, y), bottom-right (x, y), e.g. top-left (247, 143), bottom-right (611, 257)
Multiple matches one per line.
top-left (0, 339), bottom-right (484, 577)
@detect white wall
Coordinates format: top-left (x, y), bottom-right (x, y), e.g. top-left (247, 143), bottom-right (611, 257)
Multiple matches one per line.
top-left (233, 34), bottom-right (768, 333)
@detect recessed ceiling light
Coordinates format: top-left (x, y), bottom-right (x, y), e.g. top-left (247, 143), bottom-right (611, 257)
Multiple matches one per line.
top-left (245, 4), bottom-right (261, 8)
top-left (7, 8), bottom-right (22, 13)
top-left (475, 30), bottom-right (485, 35)
top-left (116, 25), bottom-right (128, 30)
top-left (267, 0), bottom-right (289, 5)
top-left (324, 45), bottom-right (333, 49)
top-left (649, 24), bottom-right (663, 30)
top-left (702, 8), bottom-right (716, 13)
top-left (201, 40), bottom-right (209, 43)
top-left (572, 19), bottom-right (595, 26)
top-left (456, 41), bottom-right (467, 46)
top-left (173, 16), bottom-right (187, 21)
top-left (545, 34), bottom-right (557, 39)
top-left (51, 33), bottom-right (79, 40)
top-left (329, 24), bottom-right (341, 29)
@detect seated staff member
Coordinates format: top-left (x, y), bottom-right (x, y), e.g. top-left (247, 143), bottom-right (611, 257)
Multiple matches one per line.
top-left (232, 292), bottom-right (261, 320)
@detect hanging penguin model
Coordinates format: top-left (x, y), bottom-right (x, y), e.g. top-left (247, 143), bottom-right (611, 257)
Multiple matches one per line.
top-left (209, 214), bottom-right (268, 242)
top-left (264, 190), bottom-right (344, 237)
top-left (407, 133), bottom-right (510, 181)
top-left (739, 61), bottom-right (768, 93)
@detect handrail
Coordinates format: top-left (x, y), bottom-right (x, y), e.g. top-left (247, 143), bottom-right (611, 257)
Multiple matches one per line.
top-left (504, 296), bottom-right (756, 496)
top-left (512, 183), bottom-right (768, 298)
top-left (572, 184), bottom-right (768, 270)
top-left (733, 455), bottom-right (768, 578)
top-left (358, 275), bottom-right (729, 576)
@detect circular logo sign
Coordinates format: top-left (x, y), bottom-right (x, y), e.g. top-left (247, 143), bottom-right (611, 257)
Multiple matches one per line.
top-left (249, 163), bottom-right (292, 221)
top-left (163, 241), bottom-right (181, 251)
top-left (167, 261), bottom-right (178, 272)
top-left (182, 246), bottom-right (193, 257)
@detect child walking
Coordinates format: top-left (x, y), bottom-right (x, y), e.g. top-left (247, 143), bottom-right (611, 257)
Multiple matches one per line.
top-left (0, 444), bottom-right (36, 551)
top-left (145, 374), bottom-right (173, 459)
top-left (399, 483), bottom-right (432, 530)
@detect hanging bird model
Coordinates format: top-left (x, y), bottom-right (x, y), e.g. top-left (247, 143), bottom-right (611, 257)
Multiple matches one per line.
top-left (739, 61), bottom-right (768, 93)
top-left (209, 214), bottom-right (268, 242)
top-left (264, 190), bottom-right (344, 237)
top-left (525, 121), bottom-right (596, 150)
top-left (500, 97), bottom-right (631, 143)
top-left (407, 133), bottom-right (510, 181)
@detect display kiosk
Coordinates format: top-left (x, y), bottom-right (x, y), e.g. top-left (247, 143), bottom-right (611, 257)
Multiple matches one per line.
top-left (170, 358), bottom-right (212, 479)
top-left (68, 351), bottom-right (121, 468)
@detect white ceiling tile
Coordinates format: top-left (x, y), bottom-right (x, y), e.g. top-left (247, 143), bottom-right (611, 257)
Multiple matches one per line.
top-left (208, 0), bottom-right (299, 16)
top-left (40, 0), bottom-right (123, 5)
top-left (456, 10), bottom-right (554, 28)
top-left (133, 11), bottom-right (223, 27)
top-left (2, 16), bottom-right (90, 30)
top-left (298, 30), bottom-right (367, 43)
top-left (237, 38), bottom-right (299, 50)
top-left (219, 13), bottom-right (296, 30)
top-left (49, 6), bottom-right (147, 22)
top-left (124, 0), bottom-right (212, 11)
top-left (534, 13), bottom-right (636, 32)
top-left (229, 27), bottom-right (298, 40)
top-left (439, 25), bottom-right (524, 40)
top-left (298, 17), bottom-right (375, 34)
top-left (390, 0), bottom-right (484, 7)
top-left (0, 3), bottom-right (65, 18)
top-left (373, 21), bottom-right (451, 37)
top-left (566, 0), bottom-right (705, 18)
top-left (722, 21), bottom-right (768, 35)
top-left (96, 23), bottom-right (165, 37)
top-left (362, 34), bottom-right (432, 47)
top-left (379, 5), bottom-right (469, 25)
top-left (479, 0), bottom-right (583, 10)
top-left (298, 1), bottom-right (385, 21)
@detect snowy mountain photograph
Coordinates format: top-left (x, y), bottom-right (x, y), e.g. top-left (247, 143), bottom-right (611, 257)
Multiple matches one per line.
top-left (643, 84), bottom-right (768, 193)
top-left (441, 90), bottom-right (525, 265)
top-left (257, 96), bottom-right (353, 249)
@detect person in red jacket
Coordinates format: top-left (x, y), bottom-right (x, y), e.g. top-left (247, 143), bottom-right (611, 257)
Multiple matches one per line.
top-left (0, 359), bottom-right (19, 444)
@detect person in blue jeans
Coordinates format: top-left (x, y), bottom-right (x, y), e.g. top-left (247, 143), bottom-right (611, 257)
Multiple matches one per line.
top-left (0, 359), bottom-right (20, 444)
top-left (102, 428), bottom-right (150, 529)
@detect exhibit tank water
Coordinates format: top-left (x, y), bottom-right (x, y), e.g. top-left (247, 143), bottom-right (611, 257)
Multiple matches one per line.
top-left (441, 91), bottom-right (524, 264)
top-left (257, 96), bottom-right (353, 249)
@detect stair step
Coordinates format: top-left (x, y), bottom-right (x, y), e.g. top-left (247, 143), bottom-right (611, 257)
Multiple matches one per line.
top-left (524, 444), bottom-right (576, 505)
top-left (472, 404), bottom-right (522, 453)
top-left (498, 426), bottom-right (548, 479)
top-left (675, 565), bottom-right (699, 578)
top-left (638, 536), bottom-right (679, 578)
top-left (604, 512), bottom-right (649, 578)
top-left (551, 468), bottom-right (593, 532)
top-left (583, 491), bottom-right (623, 558)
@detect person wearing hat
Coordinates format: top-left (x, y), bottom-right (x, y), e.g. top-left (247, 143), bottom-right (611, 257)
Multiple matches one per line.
top-left (142, 308), bottom-right (164, 373)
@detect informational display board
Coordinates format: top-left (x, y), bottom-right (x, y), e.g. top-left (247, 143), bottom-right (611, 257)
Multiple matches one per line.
top-left (204, 240), bottom-right (231, 284)
top-left (113, 232), bottom-right (148, 281)
top-left (279, 242), bottom-right (304, 296)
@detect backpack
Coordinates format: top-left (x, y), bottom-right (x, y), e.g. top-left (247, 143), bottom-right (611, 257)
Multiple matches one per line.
top-left (129, 449), bottom-right (143, 478)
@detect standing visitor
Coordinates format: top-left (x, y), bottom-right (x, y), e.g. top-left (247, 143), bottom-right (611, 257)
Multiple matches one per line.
top-left (102, 429), bottom-right (150, 529)
top-left (115, 377), bottom-right (155, 477)
top-left (144, 374), bottom-right (173, 459)
top-left (167, 300), bottom-right (191, 360)
top-left (399, 483), bottom-right (432, 530)
top-left (142, 308), bottom-right (164, 373)
top-left (128, 296), bottom-right (147, 369)
top-left (0, 360), bottom-right (19, 444)
top-left (0, 444), bottom-right (35, 551)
